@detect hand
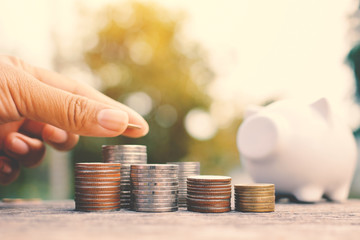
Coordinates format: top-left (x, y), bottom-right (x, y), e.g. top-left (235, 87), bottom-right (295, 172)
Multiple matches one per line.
top-left (0, 55), bottom-right (149, 185)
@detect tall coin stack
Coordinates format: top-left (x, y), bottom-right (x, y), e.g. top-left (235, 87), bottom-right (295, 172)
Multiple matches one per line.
top-left (234, 184), bottom-right (275, 212)
top-left (167, 162), bottom-right (200, 207)
top-left (102, 145), bottom-right (147, 209)
top-left (187, 175), bottom-right (232, 213)
top-left (131, 164), bottom-right (179, 212)
top-left (74, 163), bottom-right (121, 212)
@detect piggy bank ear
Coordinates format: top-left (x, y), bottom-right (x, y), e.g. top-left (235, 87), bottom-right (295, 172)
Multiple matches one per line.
top-left (310, 97), bottom-right (331, 122)
top-left (244, 105), bottom-right (264, 118)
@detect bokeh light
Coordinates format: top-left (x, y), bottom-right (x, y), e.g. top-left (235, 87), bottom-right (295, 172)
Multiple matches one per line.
top-left (124, 91), bottom-right (153, 116)
top-left (185, 108), bottom-right (217, 140)
top-left (155, 104), bottom-right (178, 128)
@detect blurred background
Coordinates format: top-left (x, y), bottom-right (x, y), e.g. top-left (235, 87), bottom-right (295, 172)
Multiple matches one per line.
top-left (1, 0), bottom-right (360, 199)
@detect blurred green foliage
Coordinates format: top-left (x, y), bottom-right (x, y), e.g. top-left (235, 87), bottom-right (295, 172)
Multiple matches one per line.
top-left (74, 1), bottom-right (241, 174)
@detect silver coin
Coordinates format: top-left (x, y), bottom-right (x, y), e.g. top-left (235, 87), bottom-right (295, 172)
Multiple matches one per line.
top-left (131, 174), bottom-right (178, 179)
top-left (102, 144), bottom-right (146, 150)
top-left (131, 181), bottom-right (178, 187)
top-left (131, 168), bottom-right (179, 173)
top-left (135, 203), bottom-right (178, 208)
top-left (131, 164), bottom-right (178, 170)
top-left (132, 186), bottom-right (178, 191)
top-left (134, 198), bottom-right (178, 203)
top-left (132, 195), bottom-right (177, 200)
top-left (133, 207), bottom-right (178, 212)
top-left (132, 190), bottom-right (178, 195)
top-left (131, 178), bottom-right (178, 183)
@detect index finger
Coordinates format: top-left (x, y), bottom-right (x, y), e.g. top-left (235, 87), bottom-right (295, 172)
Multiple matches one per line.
top-left (6, 56), bottom-right (149, 138)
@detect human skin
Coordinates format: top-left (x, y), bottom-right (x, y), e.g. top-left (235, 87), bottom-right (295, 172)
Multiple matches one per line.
top-left (0, 55), bottom-right (149, 185)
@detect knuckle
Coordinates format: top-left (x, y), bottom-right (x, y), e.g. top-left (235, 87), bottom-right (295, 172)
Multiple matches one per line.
top-left (65, 96), bottom-right (91, 131)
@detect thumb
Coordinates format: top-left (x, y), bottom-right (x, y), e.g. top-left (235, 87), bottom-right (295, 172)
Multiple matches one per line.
top-left (5, 66), bottom-right (129, 137)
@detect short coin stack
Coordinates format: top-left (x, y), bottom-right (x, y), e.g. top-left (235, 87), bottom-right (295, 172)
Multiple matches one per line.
top-left (187, 175), bottom-right (232, 213)
top-left (131, 164), bottom-right (179, 212)
top-left (74, 163), bottom-right (121, 212)
top-left (234, 183), bottom-right (275, 212)
top-left (102, 145), bottom-right (147, 209)
top-left (167, 162), bottom-right (200, 207)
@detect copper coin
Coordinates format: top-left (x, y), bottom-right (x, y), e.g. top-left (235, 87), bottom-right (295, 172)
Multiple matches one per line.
top-left (187, 194), bottom-right (231, 200)
top-left (187, 175), bottom-right (231, 182)
top-left (75, 185), bottom-right (120, 190)
top-left (187, 190), bottom-right (231, 196)
top-left (234, 183), bottom-right (274, 188)
top-left (75, 198), bottom-right (121, 204)
top-left (75, 181), bottom-right (120, 187)
top-left (75, 206), bottom-right (120, 212)
top-left (187, 183), bottom-right (231, 189)
top-left (187, 186), bottom-right (232, 192)
top-left (235, 207), bottom-right (275, 213)
top-left (235, 196), bottom-right (275, 203)
top-left (76, 201), bottom-right (121, 207)
top-left (75, 189), bottom-right (121, 195)
top-left (187, 199), bottom-right (230, 208)
top-left (236, 202), bottom-right (275, 208)
top-left (187, 206), bottom-right (231, 213)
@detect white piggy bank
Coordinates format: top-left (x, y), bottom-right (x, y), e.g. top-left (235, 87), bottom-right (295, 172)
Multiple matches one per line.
top-left (236, 98), bottom-right (357, 202)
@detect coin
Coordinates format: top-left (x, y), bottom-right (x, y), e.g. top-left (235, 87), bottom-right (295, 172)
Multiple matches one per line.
top-left (127, 123), bottom-right (142, 129)
top-left (234, 183), bottom-right (275, 213)
top-left (134, 198), bottom-right (178, 203)
top-left (187, 175), bottom-right (231, 182)
top-left (187, 205), bottom-right (231, 213)
top-left (235, 196), bottom-right (275, 203)
top-left (131, 178), bottom-right (179, 183)
top-left (132, 190), bottom-right (178, 195)
top-left (187, 186), bottom-right (232, 192)
top-left (134, 202), bottom-right (178, 208)
top-left (131, 181), bottom-right (178, 187)
top-left (235, 207), bottom-right (275, 212)
top-left (133, 207), bottom-right (178, 212)
top-left (187, 190), bottom-right (231, 196)
top-left (131, 186), bottom-right (178, 191)
top-left (131, 173), bottom-right (178, 178)
top-left (234, 191), bottom-right (275, 197)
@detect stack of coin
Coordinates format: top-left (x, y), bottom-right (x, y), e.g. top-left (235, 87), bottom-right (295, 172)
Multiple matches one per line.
top-left (102, 145), bottom-right (147, 209)
top-left (187, 175), bottom-right (232, 213)
top-left (167, 162), bottom-right (200, 207)
top-left (131, 164), bottom-right (179, 212)
top-left (74, 163), bottom-right (121, 212)
top-left (102, 145), bottom-right (147, 164)
top-left (234, 183), bottom-right (275, 212)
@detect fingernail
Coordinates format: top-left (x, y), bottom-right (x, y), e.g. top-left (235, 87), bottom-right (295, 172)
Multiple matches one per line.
top-left (48, 128), bottom-right (68, 144)
top-left (97, 109), bottom-right (128, 132)
top-left (9, 137), bottom-right (29, 155)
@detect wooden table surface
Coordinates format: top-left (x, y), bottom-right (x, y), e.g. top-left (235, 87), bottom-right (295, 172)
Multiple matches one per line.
top-left (0, 199), bottom-right (359, 240)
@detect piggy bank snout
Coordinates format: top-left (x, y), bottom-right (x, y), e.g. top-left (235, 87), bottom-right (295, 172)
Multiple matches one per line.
top-left (237, 115), bottom-right (281, 160)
